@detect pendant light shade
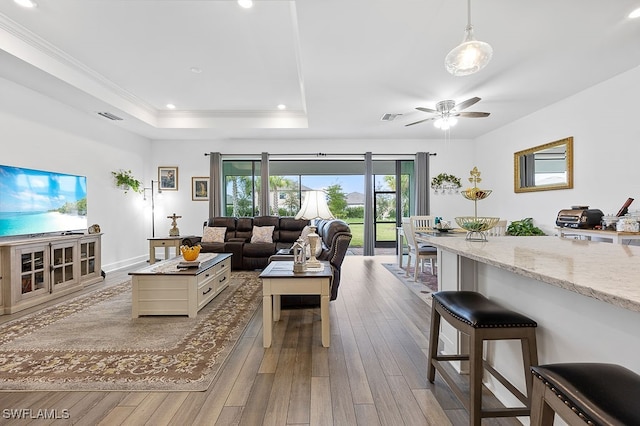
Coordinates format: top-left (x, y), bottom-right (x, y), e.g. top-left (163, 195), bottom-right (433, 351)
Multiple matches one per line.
top-left (445, 0), bottom-right (493, 76)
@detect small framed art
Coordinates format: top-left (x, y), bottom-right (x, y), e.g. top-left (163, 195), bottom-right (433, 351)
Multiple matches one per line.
top-left (158, 166), bottom-right (178, 191)
top-left (192, 177), bottom-right (209, 201)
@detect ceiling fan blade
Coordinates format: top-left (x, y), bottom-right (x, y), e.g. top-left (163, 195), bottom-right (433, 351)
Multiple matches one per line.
top-left (454, 97), bottom-right (481, 111)
top-left (405, 117), bottom-right (436, 127)
top-left (416, 107), bottom-right (437, 113)
top-left (458, 111), bottom-right (490, 118)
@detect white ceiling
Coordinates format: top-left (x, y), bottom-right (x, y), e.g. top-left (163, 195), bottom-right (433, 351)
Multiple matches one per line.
top-left (0, 0), bottom-right (639, 141)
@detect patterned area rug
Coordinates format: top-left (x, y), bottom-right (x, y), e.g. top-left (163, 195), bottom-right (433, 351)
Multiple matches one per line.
top-left (0, 271), bottom-right (262, 392)
top-left (382, 263), bottom-right (438, 305)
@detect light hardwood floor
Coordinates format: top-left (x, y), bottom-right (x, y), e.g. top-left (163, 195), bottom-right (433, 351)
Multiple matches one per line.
top-left (0, 256), bottom-right (521, 425)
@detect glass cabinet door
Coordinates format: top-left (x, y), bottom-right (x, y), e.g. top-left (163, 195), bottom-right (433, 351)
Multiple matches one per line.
top-left (19, 248), bottom-right (47, 296)
top-left (51, 242), bottom-right (77, 289)
top-left (80, 240), bottom-right (97, 277)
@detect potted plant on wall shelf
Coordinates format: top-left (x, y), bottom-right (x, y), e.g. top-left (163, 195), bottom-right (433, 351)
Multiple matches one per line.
top-left (112, 169), bottom-right (143, 193)
top-left (431, 173), bottom-right (462, 194)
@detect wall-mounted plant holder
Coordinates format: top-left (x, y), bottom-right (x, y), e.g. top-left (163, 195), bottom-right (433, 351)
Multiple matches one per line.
top-left (112, 169), bottom-right (143, 193)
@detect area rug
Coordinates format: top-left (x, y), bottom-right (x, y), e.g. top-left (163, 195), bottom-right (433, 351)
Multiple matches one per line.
top-left (382, 263), bottom-right (438, 305)
top-left (0, 270), bottom-right (262, 392)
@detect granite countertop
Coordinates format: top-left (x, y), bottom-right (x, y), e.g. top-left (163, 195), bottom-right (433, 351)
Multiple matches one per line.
top-left (424, 235), bottom-right (640, 313)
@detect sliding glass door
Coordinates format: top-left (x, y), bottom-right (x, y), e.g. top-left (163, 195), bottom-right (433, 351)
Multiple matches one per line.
top-left (221, 157), bottom-right (415, 252)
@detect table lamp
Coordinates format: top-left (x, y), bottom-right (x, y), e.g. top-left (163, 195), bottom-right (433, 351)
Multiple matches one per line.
top-left (295, 190), bottom-right (334, 269)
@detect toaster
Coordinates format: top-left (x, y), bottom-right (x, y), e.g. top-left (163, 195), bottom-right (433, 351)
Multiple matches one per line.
top-left (556, 208), bottom-right (604, 229)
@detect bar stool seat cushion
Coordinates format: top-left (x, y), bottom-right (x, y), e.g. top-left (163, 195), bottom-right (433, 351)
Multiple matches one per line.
top-left (417, 245), bottom-right (437, 254)
top-left (531, 363), bottom-right (640, 426)
top-left (432, 291), bottom-right (537, 328)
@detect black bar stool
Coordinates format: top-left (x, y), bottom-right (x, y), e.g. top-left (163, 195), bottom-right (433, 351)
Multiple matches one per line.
top-left (531, 363), bottom-right (640, 425)
top-left (428, 291), bottom-right (539, 426)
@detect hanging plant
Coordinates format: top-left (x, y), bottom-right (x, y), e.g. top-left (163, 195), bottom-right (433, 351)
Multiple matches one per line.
top-left (431, 173), bottom-right (462, 189)
top-left (112, 169), bottom-right (143, 193)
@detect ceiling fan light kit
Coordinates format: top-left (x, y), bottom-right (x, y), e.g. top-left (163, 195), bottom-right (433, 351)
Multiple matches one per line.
top-left (445, 0), bottom-right (493, 76)
top-left (434, 116), bottom-right (458, 130)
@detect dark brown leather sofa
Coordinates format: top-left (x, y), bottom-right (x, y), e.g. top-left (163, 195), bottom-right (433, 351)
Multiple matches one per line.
top-left (182, 216), bottom-right (307, 270)
top-left (182, 216), bottom-right (352, 303)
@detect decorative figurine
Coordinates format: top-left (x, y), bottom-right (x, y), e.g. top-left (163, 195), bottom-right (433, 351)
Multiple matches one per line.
top-left (167, 213), bottom-right (182, 236)
top-left (292, 238), bottom-right (307, 273)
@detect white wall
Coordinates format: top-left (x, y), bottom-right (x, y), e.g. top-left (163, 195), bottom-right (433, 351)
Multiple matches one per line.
top-left (149, 138), bottom-right (476, 237)
top-left (474, 66), bottom-right (640, 235)
top-left (0, 72), bottom-right (476, 268)
top-left (0, 77), bottom-right (153, 271)
top-left (7, 64), bottom-right (639, 268)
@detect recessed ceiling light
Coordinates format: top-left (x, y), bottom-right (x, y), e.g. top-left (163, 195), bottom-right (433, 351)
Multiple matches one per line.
top-left (190, 67), bottom-right (202, 74)
top-left (277, 104), bottom-right (286, 110)
top-left (14, 0), bottom-right (37, 8)
top-left (629, 7), bottom-right (640, 18)
top-left (238, 0), bottom-right (253, 9)
top-left (166, 104), bottom-right (176, 110)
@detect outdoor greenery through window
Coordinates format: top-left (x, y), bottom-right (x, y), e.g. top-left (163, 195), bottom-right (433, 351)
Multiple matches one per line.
top-left (222, 159), bottom-right (415, 249)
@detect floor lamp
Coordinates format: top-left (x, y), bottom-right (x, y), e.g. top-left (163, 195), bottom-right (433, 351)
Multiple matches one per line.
top-left (143, 180), bottom-right (162, 237)
top-left (295, 190), bottom-right (334, 269)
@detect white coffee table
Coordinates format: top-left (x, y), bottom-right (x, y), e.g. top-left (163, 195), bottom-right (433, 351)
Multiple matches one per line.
top-left (130, 252), bottom-right (231, 318)
top-left (260, 261), bottom-right (332, 348)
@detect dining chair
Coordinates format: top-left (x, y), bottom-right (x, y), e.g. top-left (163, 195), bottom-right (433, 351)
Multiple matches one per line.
top-left (486, 220), bottom-right (507, 237)
top-left (408, 216), bottom-right (438, 281)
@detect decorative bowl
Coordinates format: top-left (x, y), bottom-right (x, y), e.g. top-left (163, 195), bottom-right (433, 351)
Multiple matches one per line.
top-left (461, 188), bottom-right (492, 201)
top-left (455, 216), bottom-right (500, 232)
top-left (180, 244), bottom-right (201, 261)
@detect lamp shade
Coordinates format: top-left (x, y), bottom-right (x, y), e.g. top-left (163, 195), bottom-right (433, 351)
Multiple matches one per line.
top-left (295, 190), bottom-right (334, 220)
top-left (445, 26), bottom-right (493, 76)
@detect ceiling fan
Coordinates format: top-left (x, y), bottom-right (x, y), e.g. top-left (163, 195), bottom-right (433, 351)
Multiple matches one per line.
top-left (405, 97), bottom-right (490, 129)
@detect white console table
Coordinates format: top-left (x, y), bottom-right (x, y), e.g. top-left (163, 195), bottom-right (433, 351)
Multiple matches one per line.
top-left (0, 234), bottom-right (102, 314)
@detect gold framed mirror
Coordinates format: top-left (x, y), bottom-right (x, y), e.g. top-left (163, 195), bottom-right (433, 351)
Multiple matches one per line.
top-left (514, 136), bottom-right (573, 193)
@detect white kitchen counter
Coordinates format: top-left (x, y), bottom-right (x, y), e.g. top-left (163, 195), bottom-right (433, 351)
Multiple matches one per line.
top-left (423, 235), bottom-right (640, 418)
top-left (424, 235), bottom-right (640, 313)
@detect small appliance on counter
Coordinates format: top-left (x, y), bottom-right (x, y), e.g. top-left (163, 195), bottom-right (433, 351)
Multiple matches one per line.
top-left (556, 206), bottom-right (603, 229)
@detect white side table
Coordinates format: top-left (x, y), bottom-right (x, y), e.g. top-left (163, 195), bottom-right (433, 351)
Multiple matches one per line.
top-left (260, 260), bottom-right (332, 348)
top-left (148, 236), bottom-right (183, 264)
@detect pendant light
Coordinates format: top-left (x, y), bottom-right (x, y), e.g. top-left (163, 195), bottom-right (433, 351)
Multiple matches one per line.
top-left (445, 0), bottom-right (493, 76)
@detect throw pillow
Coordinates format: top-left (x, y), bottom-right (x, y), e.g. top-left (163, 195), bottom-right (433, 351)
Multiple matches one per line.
top-left (202, 226), bottom-right (226, 243)
top-left (251, 225), bottom-right (275, 243)
top-left (300, 225), bottom-right (322, 257)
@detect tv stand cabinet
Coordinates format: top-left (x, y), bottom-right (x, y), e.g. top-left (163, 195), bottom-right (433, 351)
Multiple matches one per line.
top-left (0, 234), bottom-right (102, 315)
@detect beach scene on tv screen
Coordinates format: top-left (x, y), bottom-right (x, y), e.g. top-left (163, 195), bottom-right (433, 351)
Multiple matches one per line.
top-left (0, 165), bottom-right (87, 237)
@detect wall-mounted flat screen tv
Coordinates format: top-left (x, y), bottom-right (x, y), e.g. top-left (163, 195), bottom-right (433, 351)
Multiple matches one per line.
top-left (0, 165), bottom-right (87, 238)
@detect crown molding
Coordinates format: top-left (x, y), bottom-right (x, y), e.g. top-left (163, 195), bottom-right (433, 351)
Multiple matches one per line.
top-left (0, 13), bottom-right (156, 118)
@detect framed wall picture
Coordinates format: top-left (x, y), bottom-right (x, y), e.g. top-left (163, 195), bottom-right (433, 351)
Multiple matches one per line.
top-left (192, 177), bottom-right (209, 201)
top-left (158, 166), bottom-right (178, 191)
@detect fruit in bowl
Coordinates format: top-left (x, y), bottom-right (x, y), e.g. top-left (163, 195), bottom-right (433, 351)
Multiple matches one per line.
top-left (455, 216), bottom-right (500, 232)
top-left (180, 244), bottom-right (201, 261)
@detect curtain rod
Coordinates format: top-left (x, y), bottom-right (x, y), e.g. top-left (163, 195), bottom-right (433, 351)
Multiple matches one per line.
top-left (204, 152), bottom-right (436, 158)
